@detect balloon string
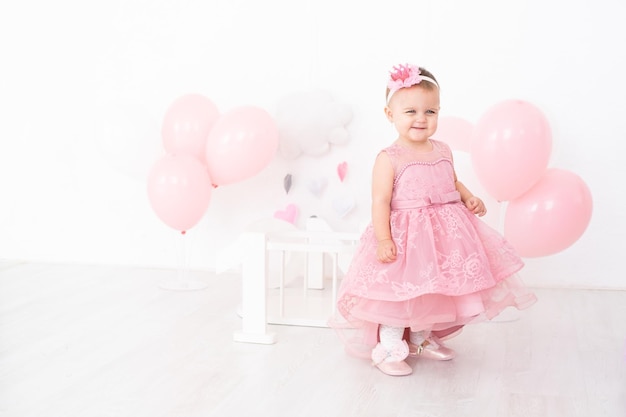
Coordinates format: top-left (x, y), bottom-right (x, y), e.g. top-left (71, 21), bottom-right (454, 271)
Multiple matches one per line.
top-left (177, 231), bottom-right (189, 282)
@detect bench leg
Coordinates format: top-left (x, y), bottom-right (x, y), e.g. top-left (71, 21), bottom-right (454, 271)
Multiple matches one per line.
top-left (233, 232), bottom-right (276, 344)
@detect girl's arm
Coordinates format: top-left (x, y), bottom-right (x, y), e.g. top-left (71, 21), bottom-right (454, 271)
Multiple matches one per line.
top-left (371, 152), bottom-right (397, 262)
top-left (449, 149), bottom-right (486, 217)
top-left (453, 169), bottom-right (487, 217)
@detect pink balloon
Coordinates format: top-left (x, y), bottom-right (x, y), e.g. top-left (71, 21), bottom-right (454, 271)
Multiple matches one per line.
top-left (147, 154), bottom-right (212, 232)
top-left (471, 100), bottom-right (552, 201)
top-left (205, 106), bottom-right (279, 186)
top-left (504, 168), bottom-right (592, 257)
top-left (431, 116), bottom-right (473, 152)
top-left (161, 94), bottom-right (220, 161)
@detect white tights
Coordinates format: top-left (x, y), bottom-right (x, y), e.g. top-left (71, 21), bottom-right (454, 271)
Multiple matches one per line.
top-left (378, 325), bottom-right (404, 348)
top-left (379, 325), bottom-right (428, 346)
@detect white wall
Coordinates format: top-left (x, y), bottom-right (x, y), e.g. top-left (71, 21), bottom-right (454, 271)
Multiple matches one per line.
top-left (1, 0), bottom-right (624, 289)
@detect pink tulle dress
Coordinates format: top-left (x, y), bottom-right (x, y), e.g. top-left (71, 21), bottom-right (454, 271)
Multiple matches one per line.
top-left (330, 139), bottom-right (536, 358)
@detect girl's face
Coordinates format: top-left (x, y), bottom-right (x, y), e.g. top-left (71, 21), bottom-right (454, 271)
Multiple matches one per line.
top-left (385, 85), bottom-right (440, 148)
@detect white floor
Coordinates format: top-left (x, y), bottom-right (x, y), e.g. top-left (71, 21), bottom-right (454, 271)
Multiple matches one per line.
top-left (1, 261), bottom-right (625, 417)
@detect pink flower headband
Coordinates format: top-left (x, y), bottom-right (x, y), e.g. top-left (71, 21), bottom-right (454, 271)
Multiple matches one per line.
top-left (386, 64), bottom-right (438, 103)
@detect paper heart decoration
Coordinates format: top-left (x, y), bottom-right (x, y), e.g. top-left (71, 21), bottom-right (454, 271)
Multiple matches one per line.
top-left (283, 173), bottom-right (292, 194)
top-left (332, 195), bottom-right (355, 218)
top-left (337, 161), bottom-right (348, 182)
top-left (306, 177), bottom-right (328, 198)
top-left (274, 204), bottom-right (299, 224)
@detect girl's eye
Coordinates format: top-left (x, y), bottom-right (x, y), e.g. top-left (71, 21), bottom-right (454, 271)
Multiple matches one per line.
top-left (426, 110), bottom-right (437, 115)
top-left (406, 110), bottom-right (416, 114)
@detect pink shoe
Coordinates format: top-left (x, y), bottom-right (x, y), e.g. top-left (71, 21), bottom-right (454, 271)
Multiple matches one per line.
top-left (376, 360), bottom-right (413, 376)
top-left (371, 340), bottom-right (412, 376)
top-left (408, 336), bottom-right (455, 361)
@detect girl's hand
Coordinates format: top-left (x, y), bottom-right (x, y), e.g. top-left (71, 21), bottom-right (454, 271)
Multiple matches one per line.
top-left (376, 239), bottom-right (397, 263)
top-left (465, 196), bottom-right (487, 217)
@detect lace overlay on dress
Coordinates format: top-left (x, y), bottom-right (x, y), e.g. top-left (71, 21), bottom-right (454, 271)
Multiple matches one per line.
top-left (329, 139), bottom-right (536, 358)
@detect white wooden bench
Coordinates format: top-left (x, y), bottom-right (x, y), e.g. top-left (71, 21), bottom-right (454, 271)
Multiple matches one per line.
top-left (232, 230), bottom-right (359, 344)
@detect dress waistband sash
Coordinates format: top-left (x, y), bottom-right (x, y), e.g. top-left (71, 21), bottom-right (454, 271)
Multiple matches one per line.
top-left (391, 191), bottom-right (461, 210)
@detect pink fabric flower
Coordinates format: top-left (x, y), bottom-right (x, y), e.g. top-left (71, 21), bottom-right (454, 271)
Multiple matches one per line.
top-left (371, 340), bottom-right (410, 365)
top-left (387, 64), bottom-right (424, 94)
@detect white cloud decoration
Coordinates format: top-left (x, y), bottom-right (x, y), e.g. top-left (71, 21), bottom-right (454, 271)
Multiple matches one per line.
top-left (275, 90), bottom-right (352, 159)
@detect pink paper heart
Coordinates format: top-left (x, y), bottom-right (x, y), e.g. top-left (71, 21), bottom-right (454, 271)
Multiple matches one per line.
top-left (273, 204), bottom-right (298, 224)
top-left (337, 161), bottom-right (348, 182)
